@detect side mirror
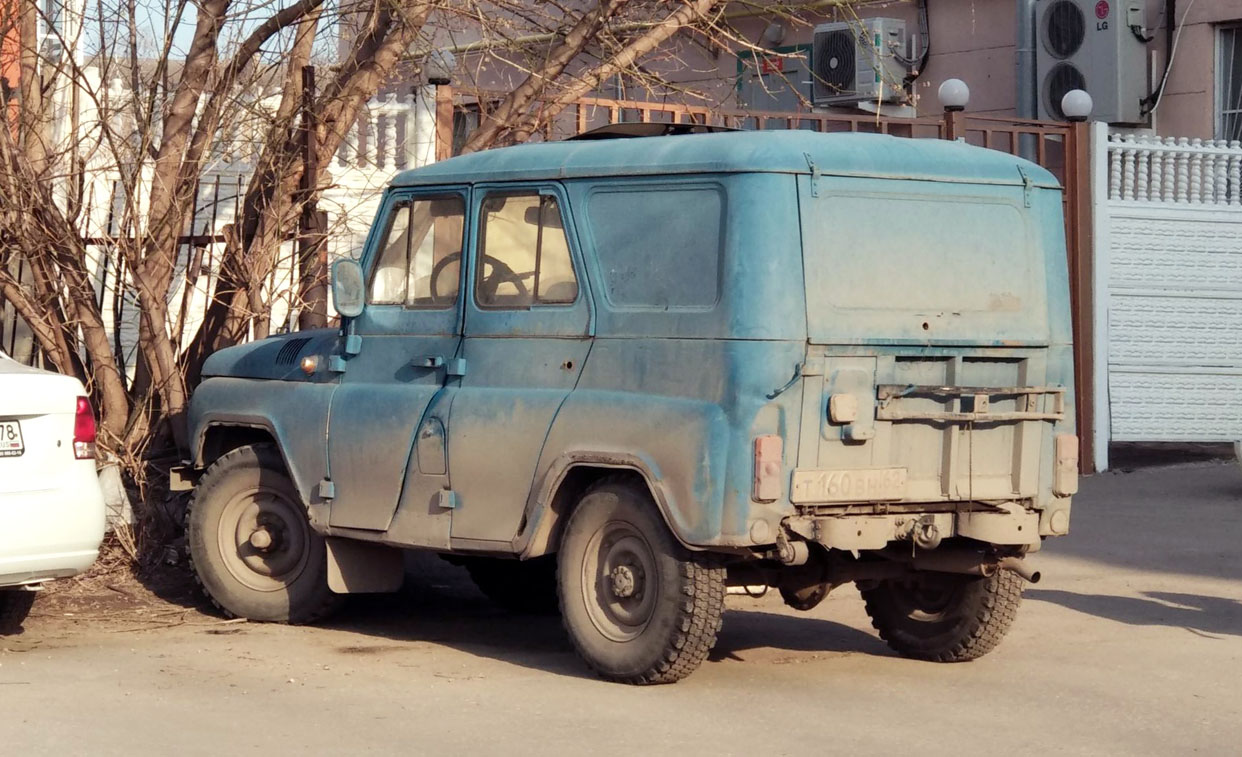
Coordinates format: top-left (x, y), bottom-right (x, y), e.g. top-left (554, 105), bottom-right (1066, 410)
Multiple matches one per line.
top-left (331, 259), bottom-right (365, 319)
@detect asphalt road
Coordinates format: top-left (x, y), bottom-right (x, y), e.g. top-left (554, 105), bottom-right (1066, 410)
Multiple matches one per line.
top-left (3, 460), bottom-right (1240, 756)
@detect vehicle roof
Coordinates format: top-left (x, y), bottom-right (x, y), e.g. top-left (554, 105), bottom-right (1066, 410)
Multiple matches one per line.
top-left (390, 130), bottom-right (1061, 189)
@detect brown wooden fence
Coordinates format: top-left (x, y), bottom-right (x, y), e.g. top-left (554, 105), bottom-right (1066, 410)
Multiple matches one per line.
top-left (440, 91), bottom-right (1095, 470)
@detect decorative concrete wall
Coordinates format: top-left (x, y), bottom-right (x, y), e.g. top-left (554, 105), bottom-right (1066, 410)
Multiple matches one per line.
top-left (1092, 124), bottom-right (1242, 468)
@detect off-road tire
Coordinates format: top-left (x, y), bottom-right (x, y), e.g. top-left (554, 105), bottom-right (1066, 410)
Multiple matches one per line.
top-left (860, 568), bottom-right (1023, 662)
top-left (558, 478), bottom-right (725, 685)
top-left (0, 590), bottom-right (36, 635)
top-left (463, 556), bottom-right (559, 614)
top-left (186, 443), bottom-right (342, 624)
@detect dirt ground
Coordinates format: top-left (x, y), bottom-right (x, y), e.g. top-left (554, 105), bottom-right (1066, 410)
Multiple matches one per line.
top-left (3, 459), bottom-right (1240, 756)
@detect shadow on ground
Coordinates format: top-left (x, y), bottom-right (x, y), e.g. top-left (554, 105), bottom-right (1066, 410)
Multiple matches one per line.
top-left (1046, 459), bottom-right (1242, 581)
top-left (315, 553), bottom-right (885, 679)
top-left (1027, 589), bottom-right (1242, 637)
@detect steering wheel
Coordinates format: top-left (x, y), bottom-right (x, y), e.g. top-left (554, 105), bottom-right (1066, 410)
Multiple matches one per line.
top-left (430, 252), bottom-right (531, 301)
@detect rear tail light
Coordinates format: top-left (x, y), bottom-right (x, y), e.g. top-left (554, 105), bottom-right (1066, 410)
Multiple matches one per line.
top-left (74, 396), bottom-right (97, 460)
top-left (753, 434), bottom-right (783, 502)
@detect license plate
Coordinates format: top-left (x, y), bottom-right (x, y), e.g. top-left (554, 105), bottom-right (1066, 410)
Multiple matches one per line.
top-left (790, 467), bottom-right (907, 504)
top-left (0, 420), bottom-right (23, 458)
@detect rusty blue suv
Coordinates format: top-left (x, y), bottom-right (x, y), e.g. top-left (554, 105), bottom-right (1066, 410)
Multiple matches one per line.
top-left (182, 129), bottom-right (1078, 683)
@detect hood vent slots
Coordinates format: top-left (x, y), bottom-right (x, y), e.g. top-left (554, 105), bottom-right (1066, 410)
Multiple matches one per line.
top-left (275, 337), bottom-right (312, 366)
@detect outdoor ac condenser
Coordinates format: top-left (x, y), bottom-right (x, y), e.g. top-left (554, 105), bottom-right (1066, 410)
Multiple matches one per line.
top-left (811, 18), bottom-right (909, 107)
top-left (1035, 0), bottom-right (1148, 124)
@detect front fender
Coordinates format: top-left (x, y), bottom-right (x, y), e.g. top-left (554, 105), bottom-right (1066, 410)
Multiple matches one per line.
top-left (189, 376), bottom-right (334, 506)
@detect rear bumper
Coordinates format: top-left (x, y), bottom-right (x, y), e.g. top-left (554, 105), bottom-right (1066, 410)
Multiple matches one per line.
top-left (784, 503), bottom-right (1045, 552)
top-left (0, 462), bottom-right (106, 588)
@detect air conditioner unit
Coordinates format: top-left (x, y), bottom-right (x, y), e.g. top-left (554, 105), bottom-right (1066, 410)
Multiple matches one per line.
top-left (811, 18), bottom-right (909, 107)
top-left (1035, 0), bottom-right (1148, 124)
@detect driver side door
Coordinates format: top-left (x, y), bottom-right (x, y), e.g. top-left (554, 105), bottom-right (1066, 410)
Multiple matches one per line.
top-left (326, 187), bottom-right (469, 533)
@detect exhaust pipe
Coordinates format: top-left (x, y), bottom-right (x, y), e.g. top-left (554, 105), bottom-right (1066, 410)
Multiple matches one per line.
top-left (999, 556), bottom-right (1041, 584)
top-left (893, 549), bottom-right (1042, 583)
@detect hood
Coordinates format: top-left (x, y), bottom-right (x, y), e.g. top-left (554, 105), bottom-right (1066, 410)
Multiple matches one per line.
top-left (201, 329), bottom-right (341, 381)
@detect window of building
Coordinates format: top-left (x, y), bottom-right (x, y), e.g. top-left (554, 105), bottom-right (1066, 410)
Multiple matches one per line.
top-left (1219, 25), bottom-right (1242, 141)
top-left (476, 193), bottom-right (578, 308)
top-left (369, 196), bottom-right (465, 307)
top-left (587, 186), bottom-right (724, 310)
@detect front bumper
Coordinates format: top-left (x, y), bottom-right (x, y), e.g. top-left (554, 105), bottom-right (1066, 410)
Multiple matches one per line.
top-left (0, 462), bottom-right (106, 588)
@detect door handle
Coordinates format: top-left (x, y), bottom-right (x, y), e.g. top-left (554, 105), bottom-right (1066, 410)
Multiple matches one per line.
top-left (413, 355), bottom-right (444, 368)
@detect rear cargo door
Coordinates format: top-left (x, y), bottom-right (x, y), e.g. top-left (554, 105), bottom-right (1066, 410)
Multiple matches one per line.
top-left (794, 176), bottom-right (1065, 504)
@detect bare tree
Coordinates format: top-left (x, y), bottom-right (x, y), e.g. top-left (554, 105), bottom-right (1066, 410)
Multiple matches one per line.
top-left (0, 0), bottom-right (773, 504)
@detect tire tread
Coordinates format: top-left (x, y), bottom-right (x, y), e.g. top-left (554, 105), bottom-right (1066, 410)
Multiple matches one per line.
top-left (861, 569), bottom-right (1023, 662)
top-left (186, 443), bottom-right (341, 625)
top-left (559, 475), bottom-right (726, 685)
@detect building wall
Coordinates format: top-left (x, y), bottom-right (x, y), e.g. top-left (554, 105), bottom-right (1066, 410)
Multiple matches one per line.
top-left (616, 0), bottom-right (1239, 139)
top-left (1149, 0), bottom-right (1240, 139)
top-left (395, 1), bottom-right (1241, 140)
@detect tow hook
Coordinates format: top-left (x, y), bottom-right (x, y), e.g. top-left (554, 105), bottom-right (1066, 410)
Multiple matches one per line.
top-left (999, 556), bottom-right (1041, 583)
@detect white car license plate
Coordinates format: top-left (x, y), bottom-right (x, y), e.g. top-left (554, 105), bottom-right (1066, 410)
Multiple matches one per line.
top-left (0, 420), bottom-right (23, 457)
top-left (790, 467), bottom-right (907, 503)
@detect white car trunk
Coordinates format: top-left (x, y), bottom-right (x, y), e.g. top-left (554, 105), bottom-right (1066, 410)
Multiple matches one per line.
top-left (0, 361), bottom-right (83, 495)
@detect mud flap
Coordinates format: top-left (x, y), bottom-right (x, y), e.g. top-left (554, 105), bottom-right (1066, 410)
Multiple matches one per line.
top-left (325, 537), bottom-right (404, 593)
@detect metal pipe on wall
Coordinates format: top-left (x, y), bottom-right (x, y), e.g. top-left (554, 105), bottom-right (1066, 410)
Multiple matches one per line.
top-left (1016, 0), bottom-right (1038, 159)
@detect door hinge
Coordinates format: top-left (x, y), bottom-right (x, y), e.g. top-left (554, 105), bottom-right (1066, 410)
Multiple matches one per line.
top-left (1017, 165), bottom-right (1034, 208)
top-left (445, 358), bottom-right (467, 377)
top-left (318, 479), bottom-right (336, 500)
top-left (804, 152), bottom-right (821, 197)
top-left (435, 489), bottom-right (459, 509)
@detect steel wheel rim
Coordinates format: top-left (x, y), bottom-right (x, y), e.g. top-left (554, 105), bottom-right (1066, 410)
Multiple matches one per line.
top-left (581, 520), bottom-right (659, 642)
top-left (216, 485), bottom-right (312, 592)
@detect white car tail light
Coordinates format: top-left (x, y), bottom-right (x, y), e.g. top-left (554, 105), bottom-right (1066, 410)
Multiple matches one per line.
top-left (74, 396), bottom-right (97, 459)
top-left (753, 434), bottom-right (783, 502)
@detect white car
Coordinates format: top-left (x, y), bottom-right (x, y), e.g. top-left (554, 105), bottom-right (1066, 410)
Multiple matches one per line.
top-left (0, 351), bottom-right (106, 634)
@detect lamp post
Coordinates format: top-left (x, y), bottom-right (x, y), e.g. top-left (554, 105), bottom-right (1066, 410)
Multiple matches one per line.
top-left (422, 49), bottom-right (456, 161)
top-left (938, 78), bottom-right (970, 141)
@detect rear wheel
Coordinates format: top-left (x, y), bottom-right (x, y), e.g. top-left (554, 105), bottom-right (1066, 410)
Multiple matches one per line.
top-left (0, 590), bottom-right (36, 635)
top-left (187, 444), bottom-right (342, 624)
top-left (860, 569), bottom-right (1023, 662)
top-left (558, 478), bottom-right (725, 684)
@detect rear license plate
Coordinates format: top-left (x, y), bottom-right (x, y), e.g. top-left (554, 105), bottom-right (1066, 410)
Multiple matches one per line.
top-left (791, 467), bottom-right (907, 504)
top-left (0, 420), bottom-right (23, 457)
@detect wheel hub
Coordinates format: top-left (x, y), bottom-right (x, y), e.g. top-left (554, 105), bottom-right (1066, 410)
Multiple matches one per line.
top-left (582, 520), bottom-right (659, 642)
top-left (609, 565), bottom-right (638, 598)
top-left (249, 526), bottom-right (276, 551)
top-left (217, 487), bottom-right (312, 593)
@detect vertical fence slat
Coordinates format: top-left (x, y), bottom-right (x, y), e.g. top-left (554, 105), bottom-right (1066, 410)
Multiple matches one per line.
top-left (1120, 136), bottom-right (1135, 201)
top-left (1149, 143), bottom-right (1163, 202)
top-left (1189, 138), bottom-right (1203, 204)
top-left (1135, 135), bottom-right (1149, 201)
top-left (1231, 141), bottom-right (1242, 206)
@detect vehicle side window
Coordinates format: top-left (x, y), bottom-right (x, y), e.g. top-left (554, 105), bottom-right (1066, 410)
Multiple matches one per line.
top-left (587, 186), bottom-right (723, 309)
top-left (476, 193), bottom-right (578, 308)
top-left (369, 195), bottom-right (465, 308)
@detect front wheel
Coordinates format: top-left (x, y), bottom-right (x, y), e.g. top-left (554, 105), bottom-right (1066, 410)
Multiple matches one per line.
top-left (187, 444), bottom-right (342, 624)
top-left (0, 590), bottom-right (36, 635)
top-left (860, 569), bottom-right (1024, 662)
top-left (558, 478), bottom-right (725, 685)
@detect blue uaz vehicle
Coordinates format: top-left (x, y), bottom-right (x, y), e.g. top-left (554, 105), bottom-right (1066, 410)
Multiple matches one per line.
top-left (179, 128), bottom-right (1078, 684)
